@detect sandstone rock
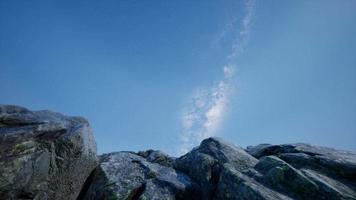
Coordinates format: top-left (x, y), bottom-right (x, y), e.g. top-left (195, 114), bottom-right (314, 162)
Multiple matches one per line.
top-left (0, 105), bottom-right (97, 200)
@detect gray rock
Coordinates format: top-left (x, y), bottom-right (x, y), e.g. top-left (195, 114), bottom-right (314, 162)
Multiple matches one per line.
top-left (196, 137), bottom-right (259, 171)
top-left (216, 164), bottom-right (292, 200)
top-left (137, 150), bottom-right (175, 168)
top-left (174, 137), bottom-right (259, 200)
top-left (78, 152), bottom-right (199, 200)
top-left (301, 169), bottom-right (356, 200)
top-left (1, 105), bottom-right (356, 200)
top-left (175, 138), bottom-right (356, 200)
top-left (248, 143), bottom-right (356, 199)
top-left (246, 143), bottom-right (356, 181)
top-left (255, 156), bottom-right (320, 199)
top-left (0, 105), bottom-right (97, 200)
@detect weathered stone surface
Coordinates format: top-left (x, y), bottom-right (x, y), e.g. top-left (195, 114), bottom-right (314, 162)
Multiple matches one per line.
top-left (246, 143), bottom-right (356, 181)
top-left (0, 105), bottom-right (97, 200)
top-left (216, 164), bottom-right (292, 200)
top-left (78, 152), bottom-right (199, 200)
top-left (248, 143), bottom-right (356, 200)
top-left (255, 156), bottom-right (321, 199)
top-left (301, 169), bottom-right (356, 200)
top-left (174, 138), bottom-right (356, 200)
top-left (174, 137), bottom-right (259, 200)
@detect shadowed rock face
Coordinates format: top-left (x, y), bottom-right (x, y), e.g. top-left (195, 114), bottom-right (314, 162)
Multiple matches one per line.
top-left (0, 105), bottom-right (97, 200)
top-left (1, 105), bottom-right (356, 200)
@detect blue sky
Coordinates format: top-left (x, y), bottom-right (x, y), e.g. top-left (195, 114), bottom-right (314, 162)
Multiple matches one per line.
top-left (1, 0), bottom-right (355, 155)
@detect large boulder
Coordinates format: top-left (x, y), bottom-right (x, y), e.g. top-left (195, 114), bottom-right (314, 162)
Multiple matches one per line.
top-left (78, 152), bottom-right (199, 200)
top-left (174, 137), bottom-right (259, 200)
top-left (0, 105), bottom-right (97, 200)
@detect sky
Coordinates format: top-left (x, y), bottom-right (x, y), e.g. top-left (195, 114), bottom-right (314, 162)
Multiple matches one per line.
top-left (1, 0), bottom-right (355, 155)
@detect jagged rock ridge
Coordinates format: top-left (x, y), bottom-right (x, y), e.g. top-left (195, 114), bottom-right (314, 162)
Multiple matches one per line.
top-left (1, 105), bottom-right (355, 200)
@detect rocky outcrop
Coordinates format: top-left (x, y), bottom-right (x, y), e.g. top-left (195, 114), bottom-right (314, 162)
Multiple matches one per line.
top-left (174, 137), bottom-right (292, 200)
top-left (246, 143), bottom-right (356, 181)
top-left (0, 105), bottom-right (97, 200)
top-left (1, 105), bottom-right (356, 200)
top-left (174, 137), bottom-right (259, 199)
top-left (80, 137), bottom-right (356, 200)
top-left (246, 143), bottom-right (356, 199)
top-left (78, 152), bottom-right (199, 200)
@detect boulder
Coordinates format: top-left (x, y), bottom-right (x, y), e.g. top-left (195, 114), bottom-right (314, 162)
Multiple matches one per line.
top-left (0, 105), bottom-right (97, 200)
top-left (78, 152), bottom-right (199, 200)
top-left (174, 137), bottom-right (259, 199)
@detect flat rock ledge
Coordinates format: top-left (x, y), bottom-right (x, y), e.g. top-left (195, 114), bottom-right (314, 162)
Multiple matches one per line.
top-left (1, 105), bottom-right (356, 200)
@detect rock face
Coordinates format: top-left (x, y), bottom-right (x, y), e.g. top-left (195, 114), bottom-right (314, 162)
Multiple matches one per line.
top-left (1, 105), bottom-right (356, 200)
top-left (0, 105), bottom-right (97, 200)
top-left (246, 143), bottom-right (356, 199)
